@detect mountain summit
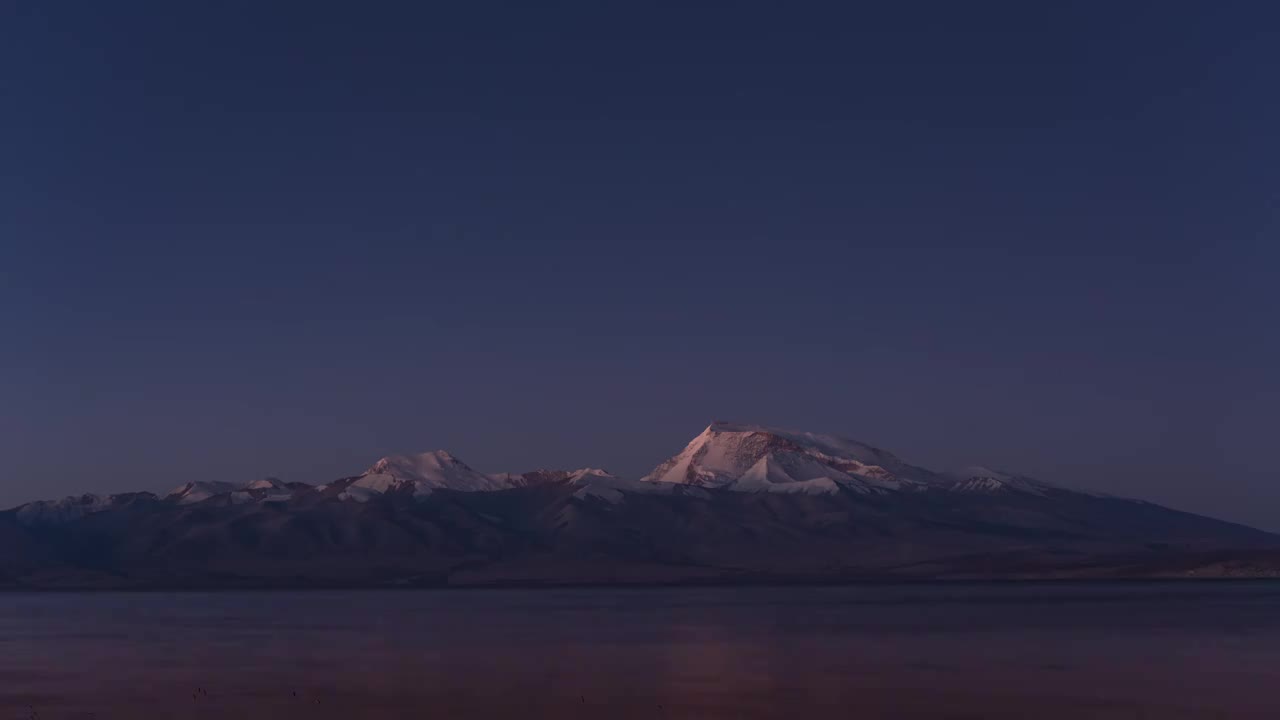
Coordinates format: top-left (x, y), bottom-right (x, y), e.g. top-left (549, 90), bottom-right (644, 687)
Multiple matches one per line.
top-left (640, 423), bottom-right (1089, 499)
top-left (642, 423), bottom-right (939, 494)
top-left (340, 450), bottom-right (509, 500)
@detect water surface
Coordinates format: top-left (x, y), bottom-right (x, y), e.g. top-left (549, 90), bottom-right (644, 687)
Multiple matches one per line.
top-left (3, 582), bottom-right (1279, 718)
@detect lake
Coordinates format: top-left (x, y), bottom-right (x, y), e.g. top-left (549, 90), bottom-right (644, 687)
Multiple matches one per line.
top-left (3, 582), bottom-right (1280, 718)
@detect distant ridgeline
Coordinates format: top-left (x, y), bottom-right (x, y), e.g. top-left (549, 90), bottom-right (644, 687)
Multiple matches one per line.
top-left (4, 423), bottom-right (1277, 588)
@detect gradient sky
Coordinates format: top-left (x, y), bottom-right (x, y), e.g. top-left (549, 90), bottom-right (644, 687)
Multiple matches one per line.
top-left (2, 1), bottom-right (1277, 528)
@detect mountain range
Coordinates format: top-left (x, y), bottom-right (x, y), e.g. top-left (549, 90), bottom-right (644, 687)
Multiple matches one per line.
top-left (3, 422), bottom-right (1277, 588)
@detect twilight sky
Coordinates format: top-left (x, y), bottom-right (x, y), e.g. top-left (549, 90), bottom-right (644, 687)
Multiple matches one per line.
top-left (1, 1), bottom-right (1277, 528)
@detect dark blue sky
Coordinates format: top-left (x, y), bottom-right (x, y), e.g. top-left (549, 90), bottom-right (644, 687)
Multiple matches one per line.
top-left (2, 1), bottom-right (1277, 527)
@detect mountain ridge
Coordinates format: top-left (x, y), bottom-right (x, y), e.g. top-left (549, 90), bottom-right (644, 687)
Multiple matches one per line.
top-left (3, 423), bottom-right (1276, 588)
top-left (7, 422), bottom-right (1103, 514)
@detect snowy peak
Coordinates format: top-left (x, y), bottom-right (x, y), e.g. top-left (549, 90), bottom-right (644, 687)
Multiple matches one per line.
top-left (339, 449), bottom-right (626, 502)
top-left (342, 450), bottom-right (509, 500)
top-left (641, 422), bottom-right (930, 493)
top-left (167, 481), bottom-right (241, 505)
top-left (230, 477), bottom-right (304, 504)
top-left (641, 424), bottom-right (796, 486)
top-left (567, 468), bottom-right (615, 483)
top-left (243, 477), bottom-right (289, 491)
top-left (166, 478), bottom-right (309, 505)
top-left (639, 423), bottom-right (1088, 498)
top-left (366, 450), bottom-right (464, 478)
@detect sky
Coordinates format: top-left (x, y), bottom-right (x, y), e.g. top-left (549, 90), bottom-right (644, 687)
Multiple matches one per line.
top-left (1, 1), bottom-right (1277, 528)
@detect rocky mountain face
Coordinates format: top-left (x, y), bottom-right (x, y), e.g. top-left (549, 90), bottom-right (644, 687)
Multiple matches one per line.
top-left (2, 423), bottom-right (1276, 588)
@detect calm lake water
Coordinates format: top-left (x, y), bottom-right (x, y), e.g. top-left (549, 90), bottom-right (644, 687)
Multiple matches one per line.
top-left (3, 582), bottom-right (1280, 719)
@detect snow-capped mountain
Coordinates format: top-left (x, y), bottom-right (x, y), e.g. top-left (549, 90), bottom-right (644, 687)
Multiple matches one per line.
top-left (2, 422), bottom-right (1276, 588)
top-left (229, 477), bottom-right (304, 504)
top-left (637, 423), bottom-right (1088, 498)
top-left (339, 450), bottom-right (515, 500)
top-left (168, 480), bottom-right (240, 505)
top-left (336, 450), bottom-right (638, 501)
top-left (641, 422), bottom-right (940, 494)
top-left (15, 493), bottom-right (125, 525)
top-left (13, 423), bottom-right (1103, 518)
top-left (168, 478), bottom-right (308, 506)
top-left (12, 423), bottom-right (1095, 520)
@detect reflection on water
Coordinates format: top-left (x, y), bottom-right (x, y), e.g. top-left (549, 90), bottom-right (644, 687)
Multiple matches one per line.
top-left (3, 582), bottom-right (1280, 718)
